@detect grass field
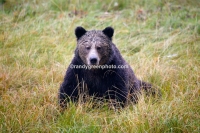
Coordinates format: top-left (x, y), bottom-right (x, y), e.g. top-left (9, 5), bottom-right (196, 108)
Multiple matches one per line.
top-left (0, 0), bottom-right (200, 132)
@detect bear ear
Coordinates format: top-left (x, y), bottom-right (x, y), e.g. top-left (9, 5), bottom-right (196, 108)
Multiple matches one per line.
top-left (102, 27), bottom-right (114, 39)
top-left (75, 26), bottom-right (87, 40)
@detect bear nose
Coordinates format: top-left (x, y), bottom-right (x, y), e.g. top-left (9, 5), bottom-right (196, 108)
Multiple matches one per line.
top-left (90, 58), bottom-right (97, 64)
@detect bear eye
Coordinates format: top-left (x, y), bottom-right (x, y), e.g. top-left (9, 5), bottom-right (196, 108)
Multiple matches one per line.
top-left (86, 46), bottom-right (91, 50)
top-left (96, 46), bottom-right (101, 50)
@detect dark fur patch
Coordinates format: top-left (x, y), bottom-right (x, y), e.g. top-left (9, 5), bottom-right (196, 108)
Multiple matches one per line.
top-left (102, 27), bottom-right (114, 39)
top-left (75, 26), bottom-right (87, 40)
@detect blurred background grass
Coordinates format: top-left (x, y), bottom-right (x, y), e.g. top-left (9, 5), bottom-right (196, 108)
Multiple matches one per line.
top-left (0, 0), bottom-right (200, 132)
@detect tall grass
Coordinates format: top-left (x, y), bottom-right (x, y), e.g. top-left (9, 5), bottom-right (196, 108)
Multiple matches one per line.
top-left (0, 0), bottom-right (200, 132)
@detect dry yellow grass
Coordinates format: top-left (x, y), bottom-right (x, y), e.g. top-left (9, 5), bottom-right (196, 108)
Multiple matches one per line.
top-left (0, 0), bottom-right (200, 132)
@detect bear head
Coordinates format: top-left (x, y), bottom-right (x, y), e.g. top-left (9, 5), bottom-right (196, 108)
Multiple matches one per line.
top-left (75, 26), bottom-right (114, 66)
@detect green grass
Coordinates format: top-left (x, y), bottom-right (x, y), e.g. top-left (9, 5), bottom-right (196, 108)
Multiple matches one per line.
top-left (1, 0), bottom-right (200, 132)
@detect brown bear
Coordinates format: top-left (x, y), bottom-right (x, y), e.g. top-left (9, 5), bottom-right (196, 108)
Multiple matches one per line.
top-left (59, 27), bottom-right (159, 108)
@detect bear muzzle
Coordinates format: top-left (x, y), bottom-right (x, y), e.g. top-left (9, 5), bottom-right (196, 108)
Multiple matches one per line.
top-left (87, 52), bottom-right (100, 65)
top-left (90, 57), bottom-right (98, 65)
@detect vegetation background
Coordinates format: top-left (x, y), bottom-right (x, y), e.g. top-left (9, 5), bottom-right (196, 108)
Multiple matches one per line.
top-left (0, 0), bottom-right (200, 132)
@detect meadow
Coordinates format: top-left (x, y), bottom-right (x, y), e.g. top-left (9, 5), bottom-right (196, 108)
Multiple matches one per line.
top-left (0, 0), bottom-right (200, 132)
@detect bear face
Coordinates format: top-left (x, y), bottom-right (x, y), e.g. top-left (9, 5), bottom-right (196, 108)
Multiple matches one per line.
top-left (75, 27), bottom-right (114, 66)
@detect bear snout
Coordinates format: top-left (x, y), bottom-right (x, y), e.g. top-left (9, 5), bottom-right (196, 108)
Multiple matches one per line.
top-left (90, 57), bottom-right (98, 65)
top-left (87, 48), bottom-right (100, 65)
